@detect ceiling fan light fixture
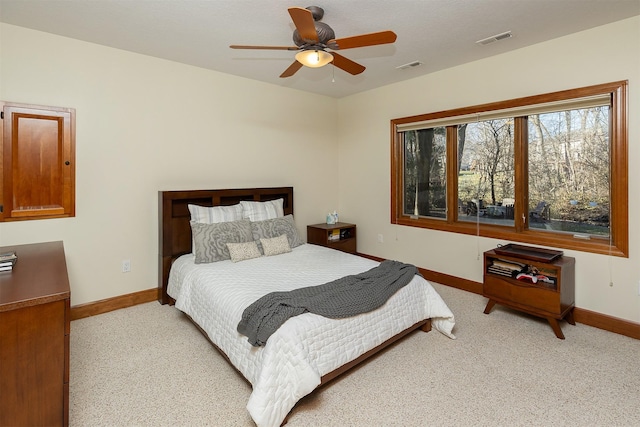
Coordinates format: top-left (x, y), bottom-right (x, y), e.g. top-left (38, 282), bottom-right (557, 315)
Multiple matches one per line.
top-left (231, 6), bottom-right (396, 78)
top-left (295, 49), bottom-right (333, 68)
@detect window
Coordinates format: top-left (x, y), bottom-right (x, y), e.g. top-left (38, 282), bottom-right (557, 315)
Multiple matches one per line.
top-left (457, 119), bottom-right (515, 226)
top-left (391, 81), bottom-right (628, 257)
top-left (402, 127), bottom-right (447, 219)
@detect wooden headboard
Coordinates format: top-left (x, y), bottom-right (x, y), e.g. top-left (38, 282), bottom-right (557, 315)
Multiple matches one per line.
top-left (158, 187), bottom-right (294, 304)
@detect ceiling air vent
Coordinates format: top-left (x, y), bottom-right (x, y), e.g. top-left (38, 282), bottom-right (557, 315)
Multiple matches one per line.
top-left (476, 31), bottom-right (512, 46)
top-left (396, 61), bottom-right (423, 70)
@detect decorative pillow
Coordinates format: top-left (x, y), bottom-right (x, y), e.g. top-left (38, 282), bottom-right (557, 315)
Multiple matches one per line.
top-left (250, 214), bottom-right (303, 252)
top-left (191, 219), bottom-right (253, 263)
top-left (226, 241), bottom-right (262, 263)
top-left (188, 203), bottom-right (243, 224)
top-left (239, 198), bottom-right (284, 222)
top-left (260, 234), bottom-right (291, 257)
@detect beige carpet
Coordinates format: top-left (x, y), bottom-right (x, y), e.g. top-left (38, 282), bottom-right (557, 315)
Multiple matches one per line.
top-left (69, 284), bottom-right (640, 426)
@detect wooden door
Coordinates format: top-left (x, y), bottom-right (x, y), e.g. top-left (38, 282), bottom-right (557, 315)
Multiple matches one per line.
top-left (1, 102), bottom-right (75, 220)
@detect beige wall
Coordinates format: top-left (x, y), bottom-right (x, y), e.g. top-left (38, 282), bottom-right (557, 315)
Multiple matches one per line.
top-left (0, 24), bottom-right (340, 305)
top-left (338, 17), bottom-right (640, 323)
top-left (2, 17), bottom-right (639, 324)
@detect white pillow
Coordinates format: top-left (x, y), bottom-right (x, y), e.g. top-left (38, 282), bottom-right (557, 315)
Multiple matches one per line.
top-left (260, 234), bottom-right (291, 257)
top-left (188, 203), bottom-right (244, 224)
top-left (226, 241), bottom-right (262, 263)
top-left (239, 198), bottom-right (284, 222)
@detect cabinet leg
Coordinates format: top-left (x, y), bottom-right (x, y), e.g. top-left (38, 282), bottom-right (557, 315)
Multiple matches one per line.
top-left (547, 318), bottom-right (565, 339)
top-left (565, 308), bottom-right (576, 326)
top-left (483, 299), bottom-right (496, 314)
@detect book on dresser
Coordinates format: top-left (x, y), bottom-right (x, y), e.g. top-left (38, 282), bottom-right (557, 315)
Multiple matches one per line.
top-left (0, 251), bottom-right (18, 271)
top-left (0, 250), bottom-right (17, 261)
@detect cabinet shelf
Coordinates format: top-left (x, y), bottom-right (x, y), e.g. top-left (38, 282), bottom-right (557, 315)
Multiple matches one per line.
top-left (307, 222), bottom-right (357, 254)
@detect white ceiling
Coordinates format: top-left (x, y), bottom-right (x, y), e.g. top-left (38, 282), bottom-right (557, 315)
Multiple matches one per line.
top-left (1, 0), bottom-right (638, 98)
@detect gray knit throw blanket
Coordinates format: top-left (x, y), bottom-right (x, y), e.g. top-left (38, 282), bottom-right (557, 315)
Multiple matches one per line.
top-left (237, 260), bottom-right (419, 347)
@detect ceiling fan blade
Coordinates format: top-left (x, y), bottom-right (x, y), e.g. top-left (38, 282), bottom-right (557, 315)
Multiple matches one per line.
top-left (288, 7), bottom-right (319, 43)
top-left (329, 30), bottom-right (397, 50)
top-left (331, 52), bottom-right (366, 75)
top-left (280, 61), bottom-right (303, 78)
top-left (230, 45), bottom-right (299, 51)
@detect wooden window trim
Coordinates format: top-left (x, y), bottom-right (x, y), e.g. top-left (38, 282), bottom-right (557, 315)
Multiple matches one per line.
top-left (391, 81), bottom-right (628, 258)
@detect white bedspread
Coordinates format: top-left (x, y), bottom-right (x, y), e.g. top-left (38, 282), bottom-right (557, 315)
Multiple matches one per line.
top-left (168, 244), bottom-right (455, 427)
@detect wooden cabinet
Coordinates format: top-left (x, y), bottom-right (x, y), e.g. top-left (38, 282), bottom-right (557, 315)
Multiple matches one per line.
top-left (0, 241), bottom-right (70, 426)
top-left (1, 102), bottom-right (76, 221)
top-left (307, 222), bottom-right (357, 254)
top-left (483, 246), bottom-right (575, 339)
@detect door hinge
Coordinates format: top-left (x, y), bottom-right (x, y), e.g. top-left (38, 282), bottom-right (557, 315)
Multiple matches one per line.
top-left (0, 205), bottom-right (3, 213)
top-left (1, 111), bottom-right (3, 119)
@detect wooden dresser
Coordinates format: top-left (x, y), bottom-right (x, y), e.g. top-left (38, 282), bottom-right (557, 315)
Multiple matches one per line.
top-left (0, 241), bottom-right (71, 426)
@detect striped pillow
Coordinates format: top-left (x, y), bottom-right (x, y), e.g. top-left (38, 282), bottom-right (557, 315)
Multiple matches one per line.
top-left (239, 198), bottom-right (284, 222)
top-left (188, 203), bottom-right (243, 224)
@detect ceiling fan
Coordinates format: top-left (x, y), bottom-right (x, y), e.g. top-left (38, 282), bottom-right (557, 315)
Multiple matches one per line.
top-left (230, 6), bottom-right (397, 78)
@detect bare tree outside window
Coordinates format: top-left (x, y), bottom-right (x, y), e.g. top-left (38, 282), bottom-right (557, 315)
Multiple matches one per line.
top-left (458, 119), bottom-right (515, 224)
top-left (528, 107), bottom-right (610, 237)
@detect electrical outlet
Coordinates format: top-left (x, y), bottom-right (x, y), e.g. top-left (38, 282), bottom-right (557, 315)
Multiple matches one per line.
top-left (122, 259), bottom-right (131, 273)
top-left (377, 234), bottom-right (384, 243)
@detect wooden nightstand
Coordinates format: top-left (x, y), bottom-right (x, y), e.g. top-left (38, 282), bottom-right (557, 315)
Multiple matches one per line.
top-left (307, 222), bottom-right (357, 254)
top-left (483, 245), bottom-right (575, 339)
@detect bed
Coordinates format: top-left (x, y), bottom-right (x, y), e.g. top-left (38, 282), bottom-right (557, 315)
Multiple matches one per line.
top-left (158, 187), bottom-right (455, 427)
